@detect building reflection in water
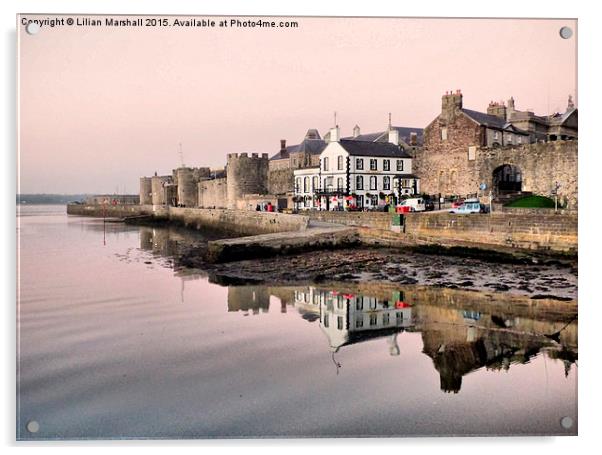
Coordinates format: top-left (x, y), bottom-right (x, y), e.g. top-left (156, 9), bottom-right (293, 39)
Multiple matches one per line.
top-left (226, 284), bottom-right (578, 394)
top-left (293, 287), bottom-right (413, 355)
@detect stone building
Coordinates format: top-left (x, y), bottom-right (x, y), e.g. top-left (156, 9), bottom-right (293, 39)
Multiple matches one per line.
top-left (268, 129), bottom-right (328, 195)
top-left (414, 91), bottom-right (578, 207)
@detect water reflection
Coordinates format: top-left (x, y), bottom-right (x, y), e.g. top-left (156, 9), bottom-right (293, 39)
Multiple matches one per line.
top-left (133, 221), bottom-right (578, 395)
top-left (227, 284), bottom-right (578, 394)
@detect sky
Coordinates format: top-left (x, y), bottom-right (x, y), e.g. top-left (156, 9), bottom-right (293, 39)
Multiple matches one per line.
top-left (18, 16), bottom-right (577, 194)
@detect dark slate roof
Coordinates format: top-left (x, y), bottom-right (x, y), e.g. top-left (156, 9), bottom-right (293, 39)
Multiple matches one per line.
top-left (338, 139), bottom-right (412, 158)
top-left (343, 126), bottom-right (424, 146)
top-left (390, 126), bottom-right (424, 146)
top-left (270, 131), bottom-right (327, 160)
top-left (461, 108), bottom-right (508, 129)
top-left (346, 132), bottom-right (383, 142)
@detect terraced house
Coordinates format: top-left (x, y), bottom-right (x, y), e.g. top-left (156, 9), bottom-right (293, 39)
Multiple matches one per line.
top-left (293, 125), bottom-right (420, 210)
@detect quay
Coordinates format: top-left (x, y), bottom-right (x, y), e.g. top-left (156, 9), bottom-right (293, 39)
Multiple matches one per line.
top-left (67, 203), bottom-right (577, 262)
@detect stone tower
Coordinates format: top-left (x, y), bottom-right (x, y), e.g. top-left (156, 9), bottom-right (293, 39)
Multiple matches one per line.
top-left (226, 152), bottom-right (269, 209)
top-left (175, 167), bottom-right (198, 207)
top-left (139, 177), bottom-right (152, 205)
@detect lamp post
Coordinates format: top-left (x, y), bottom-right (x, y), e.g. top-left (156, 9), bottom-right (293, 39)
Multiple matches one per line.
top-left (552, 181), bottom-right (561, 213)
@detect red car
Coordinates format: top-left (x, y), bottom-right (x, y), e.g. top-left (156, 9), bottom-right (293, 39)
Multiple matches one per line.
top-left (451, 199), bottom-right (464, 208)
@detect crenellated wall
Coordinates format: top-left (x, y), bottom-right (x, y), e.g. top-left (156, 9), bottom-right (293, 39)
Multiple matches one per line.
top-left (226, 153), bottom-right (269, 209)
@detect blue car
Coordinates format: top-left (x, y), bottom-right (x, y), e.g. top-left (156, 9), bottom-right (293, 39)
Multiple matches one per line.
top-left (449, 199), bottom-right (489, 214)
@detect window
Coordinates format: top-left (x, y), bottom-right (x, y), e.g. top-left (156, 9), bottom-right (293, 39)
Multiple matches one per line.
top-left (356, 175), bottom-right (364, 190)
top-left (369, 314), bottom-right (378, 326)
top-left (356, 299), bottom-right (363, 310)
top-left (383, 159), bottom-right (390, 171)
top-left (396, 312), bottom-right (403, 324)
top-left (337, 316), bottom-right (343, 330)
top-left (312, 176), bottom-right (319, 191)
top-left (518, 136), bottom-right (522, 144)
top-left (383, 313), bottom-right (390, 325)
top-left (507, 135), bottom-right (513, 144)
top-left (323, 157), bottom-right (329, 171)
top-left (325, 176), bottom-right (334, 190)
top-left (356, 318), bottom-right (364, 328)
top-left (337, 177), bottom-right (344, 190)
top-left (397, 160), bottom-right (404, 171)
top-left (303, 177), bottom-right (309, 193)
top-left (370, 159), bottom-right (377, 171)
top-left (383, 176), bottom-right (391, 191)
top-left (296, 178), bottom-right (301, 193)
top-left (323, 314), bottom-right (329, 328)
top-left (441, 127), bottom-right (448, 141)
top-left (370, 176), bottom-right (377, 190)
top-left (468, 146), bottom-right (476, 161)
top-left (356, 158), bottom-right (364, 170)
top-left (337, 155), bottom-right (344, 170)
top-left (337, 295), bottom-right (343, 309)
top-left (493, 131), bottom-right (499, 140)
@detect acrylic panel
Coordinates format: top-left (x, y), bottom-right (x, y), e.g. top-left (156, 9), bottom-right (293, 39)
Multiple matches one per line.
top-left (17, 14), bottom-right (578, 439)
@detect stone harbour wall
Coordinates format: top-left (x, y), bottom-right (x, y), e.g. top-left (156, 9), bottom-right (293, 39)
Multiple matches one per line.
top-left (168, 207), bottom-right (309, 236)
top-left (305, 211), bottom-right (392, 230)
top-left (400, 212), bottom-right (577, 254)
top-left (66, 203), bottom-right (153, 218)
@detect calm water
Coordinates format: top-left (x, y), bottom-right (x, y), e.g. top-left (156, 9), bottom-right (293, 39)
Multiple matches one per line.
top-left (17, 205), bottom-right (578, 439)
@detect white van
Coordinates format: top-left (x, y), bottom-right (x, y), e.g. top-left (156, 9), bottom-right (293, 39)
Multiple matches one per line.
top-left (397, 198), bottom-right (426, 212)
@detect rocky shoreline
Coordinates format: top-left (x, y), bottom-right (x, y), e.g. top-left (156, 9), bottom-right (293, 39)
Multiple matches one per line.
top-left (176, 245), bottom-right (577, 301)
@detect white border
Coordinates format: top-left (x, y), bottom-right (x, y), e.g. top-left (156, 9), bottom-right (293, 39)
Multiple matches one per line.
top-left (4, 0), bottom-right (600, 453)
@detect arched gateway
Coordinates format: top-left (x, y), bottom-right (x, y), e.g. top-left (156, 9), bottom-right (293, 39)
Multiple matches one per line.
top-left (492, 164), bottom-right (522, 194)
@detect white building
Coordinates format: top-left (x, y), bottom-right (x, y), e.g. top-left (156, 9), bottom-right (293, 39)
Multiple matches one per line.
top-left (293, 126), bottom-right (420, 210)
top-left (293, 286), bottom-right (413, 354)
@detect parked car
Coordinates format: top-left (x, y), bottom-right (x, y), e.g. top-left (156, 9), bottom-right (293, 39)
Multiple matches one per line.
top-left (425, 200), bottom-right (435, 211)
top-left (451, 199), bottom-right (465, 209)
top-left (449, 198), bottom-right (489, 214)
top-left (396, 198), bottom-right (426, 213)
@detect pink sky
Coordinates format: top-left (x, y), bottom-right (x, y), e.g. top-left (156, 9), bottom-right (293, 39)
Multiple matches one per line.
top-left (18, 16), bottom-right (576, 194)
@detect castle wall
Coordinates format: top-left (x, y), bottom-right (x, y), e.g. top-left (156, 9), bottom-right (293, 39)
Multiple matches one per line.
top-left (415, 112), bottom-right (578, 208)
top-left (198, 178), bottom-right (227, 209)
top-left (478, 141), bottom-right (578, 209)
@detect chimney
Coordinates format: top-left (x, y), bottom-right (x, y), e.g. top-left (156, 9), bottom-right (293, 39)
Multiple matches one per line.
top-left (329, 126), bottom-right (340, 142)
top-left (388, 128), bottom-right (399, 145)
top-left (567, 94), bottom-right (575, 110)
top-left (487, 100), bottom-right (507, 120)
top-left (280, 139), bottom-right (286, 152)
top-left (441, 89), bottom-right (463, 123)
top-left (353, 124), bottom-right (361, 138)
top-left (410, 132), bottom-right (418, 146)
